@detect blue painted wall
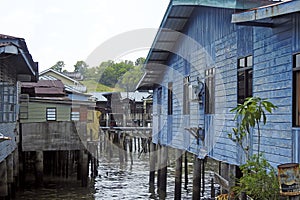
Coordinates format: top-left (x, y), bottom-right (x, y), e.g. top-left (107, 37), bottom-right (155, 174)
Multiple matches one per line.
top-left (151, 5), bottom-right (300, 167)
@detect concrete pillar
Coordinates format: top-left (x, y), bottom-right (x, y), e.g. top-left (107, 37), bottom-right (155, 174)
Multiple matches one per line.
top-left (174, 149), bottom-right (183, 200)
top-left (192, 155), bottom-right (201, 200)
top-left (0, 160), bottom-right (8, 198)
top-left (35, 151), bottom-right (43, 186)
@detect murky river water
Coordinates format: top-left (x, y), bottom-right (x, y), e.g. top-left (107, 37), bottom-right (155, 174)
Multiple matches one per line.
top-left (16, 150), bottom-right (218, 199)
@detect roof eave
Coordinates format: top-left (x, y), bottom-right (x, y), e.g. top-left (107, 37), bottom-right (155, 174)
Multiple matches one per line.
top-left (232, 0), bottom-right (298, 24)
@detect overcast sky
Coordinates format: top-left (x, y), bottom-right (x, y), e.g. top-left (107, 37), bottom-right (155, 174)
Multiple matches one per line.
top-left (0, 0), bottom-right (170, 71)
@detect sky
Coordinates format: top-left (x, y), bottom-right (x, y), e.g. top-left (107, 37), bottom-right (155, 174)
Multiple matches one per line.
top-left (0, 0), bottom-right (170, 71)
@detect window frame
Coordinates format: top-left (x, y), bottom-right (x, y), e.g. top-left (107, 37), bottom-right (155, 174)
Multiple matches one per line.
top-left (168, 82), bottom-right (173, 115)
top-left (237, 55), bottom-right (253, 104)
top-left (71, 111), bottom-right (80, 121)
top-left (293, 53), bottom-right (300, 127)
top-left (183, 76), bottom-right (190, 115)
top-left (205, 67), bottom-right (215, 114)
top-left (46, 107), bottom-right (57, 121)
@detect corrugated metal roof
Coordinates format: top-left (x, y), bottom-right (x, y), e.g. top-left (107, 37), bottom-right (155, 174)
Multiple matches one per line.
top-left (22, 80), bottom-right (65, 96)
top-left (232, 0), bottom-right (299, 25)
top-left (0, 34), bottom-right (38, 81)
top-left (137, 0), bottom-right (285, 90)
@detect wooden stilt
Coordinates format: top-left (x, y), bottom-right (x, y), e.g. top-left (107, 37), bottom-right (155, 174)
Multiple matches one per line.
top-left (118, 133), bottom-right (124, 166)
top-left (156, 144), bottom-right (161, 194)
top-left (6, 154), bottom-right (13, 198)
top-left (202, 159), bottom-right (205, 196)
top-left (134, 137), bottom-right (137, 152)
top-left (192, 155), bottom-right (201, 200)
top-left (149, 141), bottom-right (156, 192)
top-left (0, 160), bottom-right (8, 199)
top-left (35, 151), bottom-right (43, 186)
top-left (129, 137), bottom-right (133, 165)
top-left (159, 145), bottom-right (168, 199)
top-left (184, 151), bottom-right (188, 190)
top-left (175, 149), bottom-right (183, 200)
top-left (81, 150), bottom-right (88, 187)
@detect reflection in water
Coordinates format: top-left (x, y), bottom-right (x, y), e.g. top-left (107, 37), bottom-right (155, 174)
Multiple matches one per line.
top-left (16, 149), bottom-right (217, 199)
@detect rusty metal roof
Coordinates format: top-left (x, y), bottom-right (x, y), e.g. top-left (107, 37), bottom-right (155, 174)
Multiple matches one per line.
top-left (137, 0), bottom-right (285, 90)
top-left (22, 80), bottom-right (66, 96)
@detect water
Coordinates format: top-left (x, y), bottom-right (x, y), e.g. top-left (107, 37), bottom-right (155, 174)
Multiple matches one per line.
top-left (16, 150), bottom-right (218, 199)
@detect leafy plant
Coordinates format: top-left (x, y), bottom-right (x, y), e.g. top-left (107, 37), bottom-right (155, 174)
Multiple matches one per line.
top-left (232, 154), bottom-right (280, 200)
top-left (228, 97), bottom-right (279, 199)
top-left (228, 97), bottom-right (277, 158)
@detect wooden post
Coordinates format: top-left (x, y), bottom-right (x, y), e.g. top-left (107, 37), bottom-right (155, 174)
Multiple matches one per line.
top-left (0, 160), bottom-right (8, 199)
top-left (184, 151), bottom-right (188, 190)
top-left (6, 154), bottom-right (13, 198)
top-left (119, 133), bottom-right (124, 166)
top-left (149, 141), bottom-right (156, 192)
top-left (123, 135), bottom-right (128, 162)
top-left (202, 159), bottom-right (205, 196)
top-left (159, 145), bottom-right (168, 199)
top-left (12, 150), bottom-right (18, 197)
top-left (192, 155), bottom-right (201, 200)
top-left (156, 144), bottom-right (161, 194)
top-left (134, 137), bottom-right (137, 152)
top-left (18, 150), bottom-right (25, 188)
top-left (175, 149), bottom-right (183, 200)
top-left (129, 137), bottom-right (133, 165)
top-left (81, 150), bottom-right (89, 187)
top-left (211, 178), bottom-right (215, 198)
top-left (35, 151), bottom-right (43, 186)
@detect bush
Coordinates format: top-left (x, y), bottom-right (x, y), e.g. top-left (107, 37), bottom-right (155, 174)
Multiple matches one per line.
top-left (232, 154), bottom-right (280, 200)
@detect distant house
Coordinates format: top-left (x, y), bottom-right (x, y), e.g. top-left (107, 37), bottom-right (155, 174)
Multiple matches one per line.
top-left (20, 79), bottom-right (100, 151)
top-left (39, 69), bottom-right (87, 93)
top-left (92, 92), bottom-right (152, 127)
top-left (0, 34), bottom-right (38, 198)
top-left (137, 0), bottom-right (300, 180)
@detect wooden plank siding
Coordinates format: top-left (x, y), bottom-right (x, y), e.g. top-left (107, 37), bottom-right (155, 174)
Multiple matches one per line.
top-left (21, 101), bottom-right (71, 123)
top-left (150, 5), bottom-right (300, 167)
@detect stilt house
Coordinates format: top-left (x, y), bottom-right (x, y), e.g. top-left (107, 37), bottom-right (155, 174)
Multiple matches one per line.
top-left (137, 0), bottom-right (300, 170)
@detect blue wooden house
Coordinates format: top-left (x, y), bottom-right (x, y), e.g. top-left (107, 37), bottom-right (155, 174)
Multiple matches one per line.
top-left (137, 0), bottom-right (300, 172)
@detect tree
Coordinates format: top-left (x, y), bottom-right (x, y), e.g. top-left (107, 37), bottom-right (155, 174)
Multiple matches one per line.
top-left (51, 61), bottom-right (65, 72)
top-left (117, 65), bottom-right (144, 91)
top-left (99, 61), bottom-right (134, 87)
top-left (74, 61), bottom-right (88, 74)
top-left (135, 57), bottom-right (145, 66)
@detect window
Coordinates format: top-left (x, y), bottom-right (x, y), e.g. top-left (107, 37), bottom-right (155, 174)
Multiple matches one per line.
top-left (71, 111), bottom-right (80, 121)
top-left (168, 82), bottom-right (173, 115)
top-left (293, 54), bottom-right (300, 127)
top-left (238, 56), bottom-right (253, 104)
top-left (46, 108), bottom-right (56, 121)
top-left (205, 68), bottom-right (215, 114)
top-left (0, 83), bottom-right (16, 122)
top-left (183, 76), bottom-right (190, 115)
